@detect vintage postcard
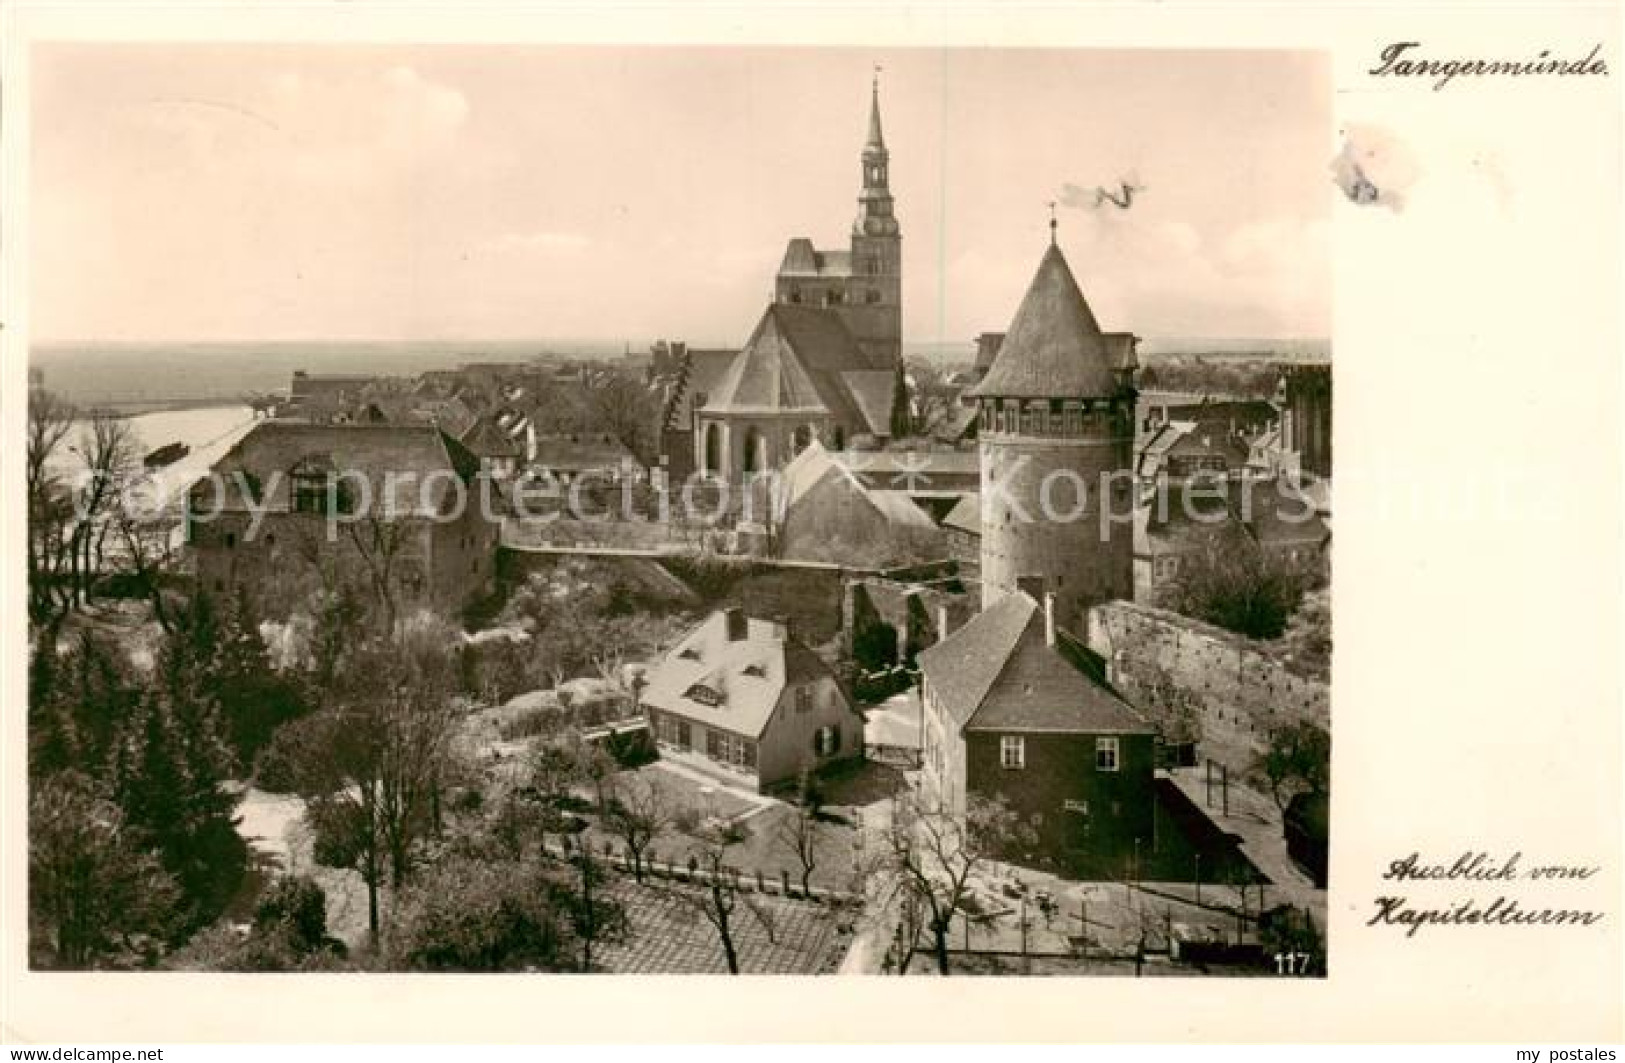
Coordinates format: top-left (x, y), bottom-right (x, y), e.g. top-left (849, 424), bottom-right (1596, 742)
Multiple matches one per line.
top-left (1, 0), bottom-right (1619, 1046)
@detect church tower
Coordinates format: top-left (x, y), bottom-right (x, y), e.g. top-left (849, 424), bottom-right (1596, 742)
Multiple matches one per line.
top-left (846, 74), bottom-right (902, 366)
top-left (774, 73), bottom-right (902, 368)
top-left (970, 223), bottom-right (1139, 633)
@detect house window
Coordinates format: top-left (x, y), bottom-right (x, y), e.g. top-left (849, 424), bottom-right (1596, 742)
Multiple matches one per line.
top-left (814, 725), bottom-right (841, 758)
top-left (707, 731), bottom-right (756, 770)
top-left (291, 460), bottom-right (355, 516)
top-left (796, 686), bottom-right (812, 714)
top-left (1000, 735), bottom-right (1025, 770)
top-left (1063, 799), bottom-right (1089, 815)
top-left (1096, 736), bottom-right (1120, 772)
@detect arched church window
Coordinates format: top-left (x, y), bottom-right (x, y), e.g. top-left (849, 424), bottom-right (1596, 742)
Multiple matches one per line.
top-left (703, 423), bottom-right (722, 475)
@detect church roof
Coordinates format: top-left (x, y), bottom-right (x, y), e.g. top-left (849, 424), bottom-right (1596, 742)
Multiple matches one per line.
top-left (780, 238), bottom-right (819, 275)
top-left (704, 304), bottom-right (883, 429)
top-left (917, 591), bottom-right (1153, 735)
top-left (840, 370), bottom-right (898, 437)
top-left (778, 240), bottom-right (853, 278)
top-left (971, 242), bottom-right (1121, 400)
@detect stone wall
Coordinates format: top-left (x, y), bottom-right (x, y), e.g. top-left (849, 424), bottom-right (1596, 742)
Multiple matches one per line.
top-left (1085, 600), bottom-right (1329, 774)
top-left (842, 568), bottom-right (976, 666)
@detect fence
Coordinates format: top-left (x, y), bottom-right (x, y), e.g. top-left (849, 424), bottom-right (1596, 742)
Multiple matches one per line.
top-left (539, 833), bottom-right (863, 907)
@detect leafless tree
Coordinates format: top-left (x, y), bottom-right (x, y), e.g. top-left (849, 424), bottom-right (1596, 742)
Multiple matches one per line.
top-left (343, 515), bottom-right (417, 636)
top-left (876, 791), bottom-right (1033, 975)
top-left (111, 478), bottom-right (180, 633)
top-left (582, 372), bottom-right (661, 467)
top-left (771, 802), bottom-right (824, 896)
top-left (664, 824), bottom-right (776, 975)
top-left (602, 774), bottom-right (671, 883)
top-left (26, 389), bottom-right (78, 629)
top-left (65, 412), bottom-right (140, 607)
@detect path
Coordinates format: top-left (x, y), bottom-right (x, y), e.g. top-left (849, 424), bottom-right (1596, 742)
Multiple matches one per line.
top-left (1165, 766), bottom-right (1324, 921)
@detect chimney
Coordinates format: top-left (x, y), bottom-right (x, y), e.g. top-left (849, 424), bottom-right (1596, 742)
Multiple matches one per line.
top-left (937, 604), bottom-right (951, 644)
top-left (724, 606), bottom-right (748, 642)
top-left (1044, 592), bottom-right (1057, 648)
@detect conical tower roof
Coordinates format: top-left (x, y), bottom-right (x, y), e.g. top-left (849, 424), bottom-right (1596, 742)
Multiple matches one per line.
top-left (970, 242), bottom-right (1117, 399)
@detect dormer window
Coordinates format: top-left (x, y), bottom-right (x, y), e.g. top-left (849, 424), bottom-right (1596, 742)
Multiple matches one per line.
top-left (684, 683), bottom-right (722, 707)
top-left (743, 664), bottom-right (766, 679)
top-left (679, 647), bottom-right (701, 661)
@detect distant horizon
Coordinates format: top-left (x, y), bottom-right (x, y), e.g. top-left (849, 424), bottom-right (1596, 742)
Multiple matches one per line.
top-left (32, 333), bottom-right (1333, 351)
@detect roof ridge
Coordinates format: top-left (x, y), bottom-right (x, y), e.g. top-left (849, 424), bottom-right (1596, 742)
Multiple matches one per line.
top-left (960, 597), bottom-right (1040, 733)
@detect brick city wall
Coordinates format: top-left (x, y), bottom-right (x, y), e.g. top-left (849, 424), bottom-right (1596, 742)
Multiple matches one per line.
top-left (1084, 600), bottom-right (1329, 774)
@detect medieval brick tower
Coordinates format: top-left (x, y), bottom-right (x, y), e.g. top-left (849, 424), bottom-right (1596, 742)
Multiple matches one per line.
top-left (774, 74), bottom-right (902, 368)
top-left (970, 226), bottom-right (1139, 633)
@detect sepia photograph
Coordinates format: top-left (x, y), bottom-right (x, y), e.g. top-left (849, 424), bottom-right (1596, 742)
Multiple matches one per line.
top-left (20, 43), bottom-right (1336, 979)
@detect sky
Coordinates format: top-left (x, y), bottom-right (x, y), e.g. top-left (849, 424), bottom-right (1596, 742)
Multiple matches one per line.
top-left (30, 45), bottom-right (1332, 346)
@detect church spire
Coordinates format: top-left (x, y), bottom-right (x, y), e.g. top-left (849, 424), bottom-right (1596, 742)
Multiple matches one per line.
top-left (867, 65), bottom-right (885, 150)
top-left (854, 68), bottom-right (896, 239)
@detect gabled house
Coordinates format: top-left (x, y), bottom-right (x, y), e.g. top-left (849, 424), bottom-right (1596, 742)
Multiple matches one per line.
top-left (188, 422), bottom-right (499, 618)
top-left (460, 413), bottom-right (525, 479)
top-left (918, 590), bottom-right (1157, 876)
top-left (775, 442), bottom-right (942, 567)
top-left (641, 607), bottom-right (865, 791)
top-left (1133, 476), bottom-right (1330, 603)
top-left (940, 493), bottom-right (981, 579)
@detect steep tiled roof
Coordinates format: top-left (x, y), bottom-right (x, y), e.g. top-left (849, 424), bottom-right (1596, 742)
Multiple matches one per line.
top-left (642, 610), bottom-right (833, 739)
top-left (779, 238), bottom-right (819, 275)
top-left (971, 243), bottom-right (1122, 399)
top-left (918, 591), bottom-right (1153, 735)
top-left (681, 349), bottom-right (742, 416)
top-left (840, 370), bottom-right (898, 437)
top-left (778, 240), bottom-right (853, 278)
top-left (704, 305), bottom-right (881, 430)
top-left (917, 593), bottom-right (1035, 730)
top-left (531, 435), bottom-right (636, 472)
top-left (460, 414), bottom-right (524, 458)
top-left (204, 422), bottom-right (481, 516)
top-left (942, 492), bottom-right (981, 536)
top-left (781, 442), bottom-right (938, 532)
